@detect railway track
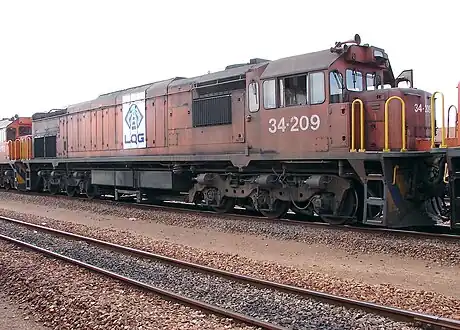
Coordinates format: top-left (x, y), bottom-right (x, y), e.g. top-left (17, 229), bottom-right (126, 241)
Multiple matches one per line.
top-left (0, 215), bottom-right (459, 330)
top-left (2, 189), bottom-right (460, 242)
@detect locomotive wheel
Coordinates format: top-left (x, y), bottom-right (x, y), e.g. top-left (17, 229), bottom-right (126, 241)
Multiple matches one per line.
top-left (259, 200), bottom-right (290, 219)
top-left (49, 184), bottom-right (60, 195)
top-left (320, 187), bottom-right (358, 225)
top-left (66, 185), bottom-right (77, 197)
top-left (425, 196), bottom-right (449, 223)
top-left (3, 179), bottom-right (11, 191)
top-left (212, 197), bottom-right (235, 214)
top-left (86, 184), bottom-right (99, 199)
top-left (320, 215), bottom-right (349, 225)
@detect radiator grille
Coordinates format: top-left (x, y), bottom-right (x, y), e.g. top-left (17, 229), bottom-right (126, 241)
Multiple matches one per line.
top-left (192, 95), bottom-right (232, 127)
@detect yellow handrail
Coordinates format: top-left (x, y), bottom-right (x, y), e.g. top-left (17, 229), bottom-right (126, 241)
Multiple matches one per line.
top-left (430, 91), bottom-right (446, 148)
top-left (14, 139), bottom-right (19, 160)
top-left (392, 165), bottom-right (399, 185)
top-left (21, 138), bottom-right (25, 160)
top-left (447, 104), bottom-right (458, 139)
top-left (27, 136), bottom-right (32, 159)
top-left (350, 99), bottom-right (365, 152)
top-left (384, 96), bottom-right (406, 152)
top-left (443, 162), bottom-right (449, 184)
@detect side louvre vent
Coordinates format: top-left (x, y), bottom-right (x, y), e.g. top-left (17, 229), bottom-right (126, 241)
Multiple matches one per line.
top-left (192, 95), bottom-right (232, 127)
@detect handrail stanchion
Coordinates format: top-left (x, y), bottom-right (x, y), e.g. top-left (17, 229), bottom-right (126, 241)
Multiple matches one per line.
top-left (443, 162), bottom-right (449, 184)
top-left (7, 140), bottom-right (12, 160)
top-left (20, 137), bottom-right (24, 160)
top-left (447, 105), bottom-right (458, 139)
top-left (431, 91), bottom-right (446, 148)
top-left (392, 165), bottom-right (399, 185)
top-left (384, 96), bottom-right (407, 152)
top-left (350, 99), bottom-right (365, 152)
top-left (14, 139), bottom-right (19, 160)
top-left (27, 136), bottom-right (32, 159)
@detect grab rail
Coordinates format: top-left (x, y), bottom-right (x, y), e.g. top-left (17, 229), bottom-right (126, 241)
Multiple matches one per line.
top-left (447, 104), bottom-right (458, 139)
top-left (350, 98), bottom-right (365, 152)
top-left (384, 96), bottom-right (407, 152)
top-left (392, 165), bottom-right (399, 185)
top-left (431, 91), bottom-right (446, 148)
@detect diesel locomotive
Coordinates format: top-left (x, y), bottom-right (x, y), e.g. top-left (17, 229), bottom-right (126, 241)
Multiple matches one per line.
top-left (0, 34), bottom-right (457, 229)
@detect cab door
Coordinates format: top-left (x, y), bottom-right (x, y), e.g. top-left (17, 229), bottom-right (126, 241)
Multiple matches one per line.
top-left (328, 70), bottom-right (351, 151)
top-left (328, 102), bottom-right (350, 149)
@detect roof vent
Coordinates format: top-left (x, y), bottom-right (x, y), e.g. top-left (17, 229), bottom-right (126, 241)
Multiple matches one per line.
top-left (249, 58), bottom-right (269, 64)
top-left (225, 63), bottom-right (247, 70)
top-left (225, 58), bottom-right (270, 70)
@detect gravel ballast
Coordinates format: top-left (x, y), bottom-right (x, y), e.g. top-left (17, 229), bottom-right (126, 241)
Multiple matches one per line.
top-left (0, 220), bottom-right (421, 330)
top-left (0, 192), bottom-right (458, 267)
top-left (0, 241), bottom-right (255, 330)
top-left (0, 205), bottom-right (459, 321)
top-left (0, 192), bottom-right (460, 320)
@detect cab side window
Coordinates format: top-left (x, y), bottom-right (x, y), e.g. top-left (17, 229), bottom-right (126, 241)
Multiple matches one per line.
top-left (309, 72), bottom-right (325, 104)
top-left (263, 79), bottom-right (277, 109)
top-left (262, 71), bottom-right (325, 109)
top-left (6, 127), bottom-right (16, 141)
top-left (279, 74), bottom-right (307, 107)
top-left (248, 81), bottom-right (260, 113)
top-left (366, 73), bottom-right (376, 91)
top-left (329, 71), bottom-right (344, 104)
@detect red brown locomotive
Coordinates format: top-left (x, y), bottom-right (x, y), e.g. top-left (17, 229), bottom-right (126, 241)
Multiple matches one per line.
top-left (0, 34), bottom-right (455, 229)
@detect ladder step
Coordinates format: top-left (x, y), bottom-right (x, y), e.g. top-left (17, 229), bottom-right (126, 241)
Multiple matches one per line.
top-left (365, 219), bottom-right (384, 225)
top-left (115, 189), bottom-right (141, 203)
top-left (116, 189), bottom-right (139, 194)
top-left (366, 174), bottom-right (384, 181)
top-left (366, 197), bottom-right (385, 206)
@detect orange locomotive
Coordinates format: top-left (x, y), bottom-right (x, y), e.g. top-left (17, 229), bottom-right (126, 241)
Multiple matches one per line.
top-left (0, 34), bottom-right (455, 229)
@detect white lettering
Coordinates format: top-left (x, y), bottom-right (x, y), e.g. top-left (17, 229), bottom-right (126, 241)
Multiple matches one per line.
top-left (414, 103), bottom-right (431, 113)
top-left (268, 115), bottom-right (321, 133)
top-left (277, 117), bottom-right (287, 132)
top-left (268, 118), bottom-right (277, 133)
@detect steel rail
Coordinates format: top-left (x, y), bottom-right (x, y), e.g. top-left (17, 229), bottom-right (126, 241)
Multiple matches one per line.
top-left (1, 215), bottom-right (460, 330)
top-left (4, 189), bottom-right (459, 241)
top-left (0, 233), bottom-right (285, 329)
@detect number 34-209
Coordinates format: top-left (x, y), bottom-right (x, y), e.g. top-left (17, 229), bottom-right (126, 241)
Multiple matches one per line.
top-left (268, 115), bottom-right (320, 133)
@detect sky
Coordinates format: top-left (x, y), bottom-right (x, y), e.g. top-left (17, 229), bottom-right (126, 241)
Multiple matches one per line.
top-left (0, 0), bottom-right (458, 125)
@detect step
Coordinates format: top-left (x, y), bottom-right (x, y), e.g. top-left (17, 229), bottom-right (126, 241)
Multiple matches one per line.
top-left (114, 189), bottom-right (141, 203)
top-left (364, 218), bottom-right (384, 225)
top-left (366, 174), bottom-right (384, 181)
top-left (365, 197), bottom-right (385, 206)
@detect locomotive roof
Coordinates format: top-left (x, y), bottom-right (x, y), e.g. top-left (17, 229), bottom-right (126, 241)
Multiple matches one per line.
top-left (66, 64), bottom-right (266, 113)
top-left (66, 78), bottom-right (177, 113)
top-left (36, 48), bottom-right (341, 116)
top-left (168, 62), bottom-right (265, 87)
top-left (260, 49), bottom-right (340, 79)
top-left (0, 119), bottom-right (12, 129)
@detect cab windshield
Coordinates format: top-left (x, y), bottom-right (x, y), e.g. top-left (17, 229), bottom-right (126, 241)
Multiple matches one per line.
top-left (345, 69), bottom-right (364, 92)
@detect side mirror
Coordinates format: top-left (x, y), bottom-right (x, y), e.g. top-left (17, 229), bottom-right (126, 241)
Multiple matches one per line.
top-left (395, 69), bottom-right (413, 88)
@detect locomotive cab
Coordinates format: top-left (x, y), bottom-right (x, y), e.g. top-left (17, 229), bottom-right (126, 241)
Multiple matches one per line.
top-left (327, 37), bottom-right (431, 152)
top-left (246, 34), bottom-right (433, 158)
